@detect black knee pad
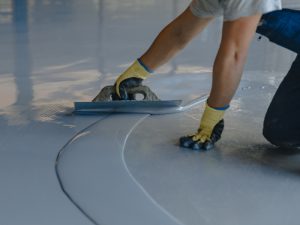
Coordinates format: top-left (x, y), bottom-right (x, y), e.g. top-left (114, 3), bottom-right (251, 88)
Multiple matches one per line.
top-left (263, 122), bottom-right (278, 146)
top-left (263, 123), bottom-right (300, 149)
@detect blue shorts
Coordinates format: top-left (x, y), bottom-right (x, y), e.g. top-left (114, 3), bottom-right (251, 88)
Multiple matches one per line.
top-left (257, 9), bottom-right (300, 54)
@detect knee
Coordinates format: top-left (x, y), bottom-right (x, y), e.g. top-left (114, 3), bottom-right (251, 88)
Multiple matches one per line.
top-left (263, 122), bottom-right (278, 146)
top-left (263, 121), bottom-right (300, 149)
top-left (263, 124), bottom-right (289, 148)
top-left (263, 112), bottom-right (287, 147)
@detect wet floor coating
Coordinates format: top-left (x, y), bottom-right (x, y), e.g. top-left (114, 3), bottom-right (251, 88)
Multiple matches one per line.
top-left (0, 0), bottom-right (299, 225)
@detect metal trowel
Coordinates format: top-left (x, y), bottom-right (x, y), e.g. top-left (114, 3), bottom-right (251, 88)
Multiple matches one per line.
top-left (74, 85), bottom-right (182, 115)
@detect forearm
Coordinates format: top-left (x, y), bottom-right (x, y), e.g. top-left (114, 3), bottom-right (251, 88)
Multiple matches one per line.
top-left (207, 15), bottom-right (261, 108)
top-left (140, 7), bottom-right (212, 71)
top-left (140, 24), bottom-right (188, 71)
top-left (208, 48), bottom-right (247, 108)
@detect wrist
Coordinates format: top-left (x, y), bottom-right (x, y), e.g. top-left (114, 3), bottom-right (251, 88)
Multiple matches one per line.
top-left (208, 103), bottom-right (230, 111)
top-left (118, 59), bottom-right (151, 82)
top-left (137, 58), bottom-right (154, 73)
top-left (207, 98), bottom-right (230, 111)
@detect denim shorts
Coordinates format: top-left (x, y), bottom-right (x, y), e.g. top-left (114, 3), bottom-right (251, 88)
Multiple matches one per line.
top-left (190, 0), bottom-right (282, 21)
top-left (257, 9), bottom-right (300, 53)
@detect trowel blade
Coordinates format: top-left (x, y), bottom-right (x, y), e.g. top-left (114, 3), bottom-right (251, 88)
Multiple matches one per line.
top-left (74, 100), bottom-right (182, 114)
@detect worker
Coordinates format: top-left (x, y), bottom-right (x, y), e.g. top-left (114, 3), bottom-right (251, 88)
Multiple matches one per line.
top-left (97, 0), bottom-right (283, 150)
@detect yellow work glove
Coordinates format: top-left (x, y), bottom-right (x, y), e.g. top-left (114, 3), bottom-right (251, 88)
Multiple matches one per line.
top-left (179, 103), bottom-right (227, 150)
top-left (114, 59), bottom-right (152, 100)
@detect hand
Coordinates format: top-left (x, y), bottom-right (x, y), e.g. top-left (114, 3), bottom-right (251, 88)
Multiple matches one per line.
top-left (113, 59), bottom-right (151, 100)
top-left (179, 104), bottom-right (227, 150)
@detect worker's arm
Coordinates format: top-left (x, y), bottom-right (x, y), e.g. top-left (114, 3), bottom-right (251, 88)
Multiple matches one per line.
top-left (112, 7), bottom-right (212, 100)
top-left (180, 14), bottom-right (262, 150)
top-left (208, 14), bottom-right (262, 107)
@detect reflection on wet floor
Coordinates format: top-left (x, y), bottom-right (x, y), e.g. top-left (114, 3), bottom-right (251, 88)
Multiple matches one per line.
top-left (0, 0), bottom-right (299, 225)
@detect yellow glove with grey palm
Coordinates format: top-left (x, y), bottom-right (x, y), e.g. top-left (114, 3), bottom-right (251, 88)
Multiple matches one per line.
top-left (113, 59), bottom-right (152, 100)
top-left (179, 103), bottom-right (228, 150)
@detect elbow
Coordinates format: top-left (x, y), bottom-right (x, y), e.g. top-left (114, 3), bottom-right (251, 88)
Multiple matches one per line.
top-left (233, 49), bottom-right (248, 65)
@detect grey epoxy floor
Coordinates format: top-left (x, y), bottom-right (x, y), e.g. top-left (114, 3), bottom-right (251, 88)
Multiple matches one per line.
top-left (0, 0), bottom-right (299, 225)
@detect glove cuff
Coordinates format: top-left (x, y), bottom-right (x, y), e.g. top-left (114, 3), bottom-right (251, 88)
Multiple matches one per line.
top-left (115, 60), bottom-right (151, 97)
top-left (137, 58), bottom-right (154, 73)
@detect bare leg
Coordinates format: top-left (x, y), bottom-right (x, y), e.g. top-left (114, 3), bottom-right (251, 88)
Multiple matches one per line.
top-left (140, 7), bottom-right (213, 70)
top-left (207, 14), bottom-right (262, 108)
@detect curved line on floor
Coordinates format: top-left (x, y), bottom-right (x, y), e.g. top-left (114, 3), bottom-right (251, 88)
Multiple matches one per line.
top-left (120, 117), bottom-right (186, 225)
top-left (54, 97), bottom-right (207, 225)
top-left (55, 113), bottom-right (186, 225)
top-left (55, 114), bottom-right (110, 225)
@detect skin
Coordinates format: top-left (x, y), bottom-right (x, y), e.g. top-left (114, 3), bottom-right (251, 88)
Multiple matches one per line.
top-left (140, 7), bottom-right (261, 108)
